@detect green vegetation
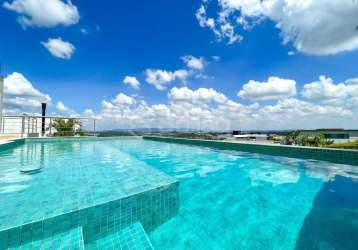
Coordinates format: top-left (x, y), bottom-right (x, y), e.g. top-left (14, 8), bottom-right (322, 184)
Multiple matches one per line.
top-left (327, 140), bottom-right (358, 149)
top-left (267, 134), bottom-right (282, 143)
top-left (281, 130), bottom-right (334, 147)
top-left (167, 132), bottom-right (220, 140)
top-left (98, 131), bottom-right (139, 137)
top-left (52, 118), bottom-right (83, 136)
top-left (281, 130), bottom-right (300, 145)
top-left (97, 131), bottom-right (228, 140)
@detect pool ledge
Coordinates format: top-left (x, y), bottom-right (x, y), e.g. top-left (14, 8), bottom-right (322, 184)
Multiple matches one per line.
top-left (0, 138), bottom-right (25, 152)
top-left (143, 136), bottom-right (358, 166)
top-left (0, 177), bottom-right (179, 249)
top-left (0, 139), bottom-right (179, 249)
top-left (25, 136), bottom-right (142, 143)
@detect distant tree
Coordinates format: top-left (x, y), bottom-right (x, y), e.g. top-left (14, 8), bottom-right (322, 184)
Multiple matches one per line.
top-left (297, 134), bottom-right (310, 146)
top-left (282, 131), bottom-right (333, 147)
top-left (311, 133), bottom-right (334, 147)
top-left (282, 130), bottom-right (301, 145)
top-left (52, 118), bottom-right (80, 136)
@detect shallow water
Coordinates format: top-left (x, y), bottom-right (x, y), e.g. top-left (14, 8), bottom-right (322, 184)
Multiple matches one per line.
top-left (0, 139), bottom-right (174, 232)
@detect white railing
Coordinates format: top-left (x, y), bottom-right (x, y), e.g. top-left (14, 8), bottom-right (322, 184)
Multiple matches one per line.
top-left (0, 115), bottom-right (96, 137)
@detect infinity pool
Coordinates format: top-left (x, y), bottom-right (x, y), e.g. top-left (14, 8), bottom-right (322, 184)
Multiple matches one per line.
top-left (114, 139), bottom-right (358, 249)
top-left (0, 138), bottom-right (357, 249)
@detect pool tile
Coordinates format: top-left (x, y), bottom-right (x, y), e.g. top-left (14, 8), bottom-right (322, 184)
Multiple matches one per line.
top-left (0, 139), bottom-right (179, 249)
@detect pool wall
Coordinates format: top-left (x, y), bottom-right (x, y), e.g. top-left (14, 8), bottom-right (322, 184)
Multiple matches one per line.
top-left (0, 182), bottom-right (179, 249)
top-left (143, 136), bottom-right (358, 166)
top-left (0, 139), bottom-right (25, 152)
top-left (24, 136), bottom-right (141, 143)
top-left (0, 137), bottom-right (141, 154)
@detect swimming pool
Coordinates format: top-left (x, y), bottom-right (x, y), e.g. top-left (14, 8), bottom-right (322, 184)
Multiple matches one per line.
top-left (1, 138), bottom-right (357, 249)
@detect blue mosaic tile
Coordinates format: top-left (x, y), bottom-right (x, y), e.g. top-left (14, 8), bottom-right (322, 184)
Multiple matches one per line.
top-left (0, 139), bottom-right (179, 249)
top-left (85, 222), bottom-right (153, 250)
top-left (7, 226), bottom-right (84, 250)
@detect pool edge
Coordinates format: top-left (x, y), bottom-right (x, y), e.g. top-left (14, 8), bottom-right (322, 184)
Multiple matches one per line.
top-left (0, 138), bottom-right (25, 152)
top-left (143, 136), bottom-right (358, 166)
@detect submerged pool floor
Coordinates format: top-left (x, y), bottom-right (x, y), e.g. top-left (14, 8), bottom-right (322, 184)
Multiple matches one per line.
top-left (1, 138), bottom-right (358, 249)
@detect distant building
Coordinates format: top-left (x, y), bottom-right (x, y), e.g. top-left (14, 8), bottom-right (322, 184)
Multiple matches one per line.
top-left (232, 131), bottom-right (268, 141)
top-left (231, 129), bottom-right (358, 143)
top-left (300, 129), bottom-right (358, 143)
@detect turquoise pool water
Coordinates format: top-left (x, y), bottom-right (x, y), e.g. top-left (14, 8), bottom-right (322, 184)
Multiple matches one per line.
top-left (112, 139), bottom-right (358, 250)
top-left (0, 138), bottom-right (357, 249)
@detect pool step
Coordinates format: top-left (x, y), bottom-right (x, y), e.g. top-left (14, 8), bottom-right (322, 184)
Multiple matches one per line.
top-left (8, 226), bottom-right (85, 250)
top-left (84, 222), bottom-right (154, 250)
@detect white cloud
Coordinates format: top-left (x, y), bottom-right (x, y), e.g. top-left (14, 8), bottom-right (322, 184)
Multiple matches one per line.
top-left (56, 101), bottom-right (69, 112)
top-left (197, 0), bottom-right (358, 55)
top-left (196, 5), bottom-right (214, 29)
top-left (144, 56), bottom-right (209, 91)
top-left (169, 87), bottom-right (227, 105)
top-left (123, 76), bottom-right (140, 90)
top-left (74, 74), bottom-right (358, 131)
top-left (182, 55), bottom-right (205, 70)
top-left (173, 70), bottom-right (190, 82)
top-left (102, 100), bottom-right (114, 110)
top-left (55, 101), bottom-right (80, 117)
top-left (256, 98), bottom-right (352, 129)
top-left (83, 109), bottom-right (94, 116)
top-left (4, 0), bottom-right (80, 28)
top-left (196, 4), bottom-right (241, 44)
top-left (145, 69), bottom-right (189, 90)
top-left (42, 38), bottom-right (75, 60)
top-left (3, 72), bottom-right (51, 114)
top-left (4, 72), bottom-right (46, 98)
top-left (80, 109), bottom-right (101, 123)
top-left (55, 101), bottom-right (75, 114)
top-left (5, 73), bottom-right (357, 130)
top-left (302, 76), bottom-right (358, 108)
top-left (93, 93), bottom-right (354, 131)
top-left (302, 76), bottom-right (348, 100)
top-left (238, 77), bottom-right (297, 100)
top-left (113, 93), bottom-right (135, 106)
top-left (261, 98), bottom-right (351, 117)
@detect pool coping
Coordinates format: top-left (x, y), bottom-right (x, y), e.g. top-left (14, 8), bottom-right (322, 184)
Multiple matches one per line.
top-left (143, 136), bottom-right (358, 166)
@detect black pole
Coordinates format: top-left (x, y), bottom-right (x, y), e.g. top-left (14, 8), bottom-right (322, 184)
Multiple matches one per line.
top-left (41, 103), bottom-right (46, 136)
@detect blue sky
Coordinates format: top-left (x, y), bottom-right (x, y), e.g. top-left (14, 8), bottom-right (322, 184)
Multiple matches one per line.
top-left (1, 0), bottom-right (358, 130)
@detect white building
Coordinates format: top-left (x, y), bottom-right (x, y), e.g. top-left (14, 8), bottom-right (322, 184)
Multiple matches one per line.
top-left (300, 129), bottom-right (358, 143)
